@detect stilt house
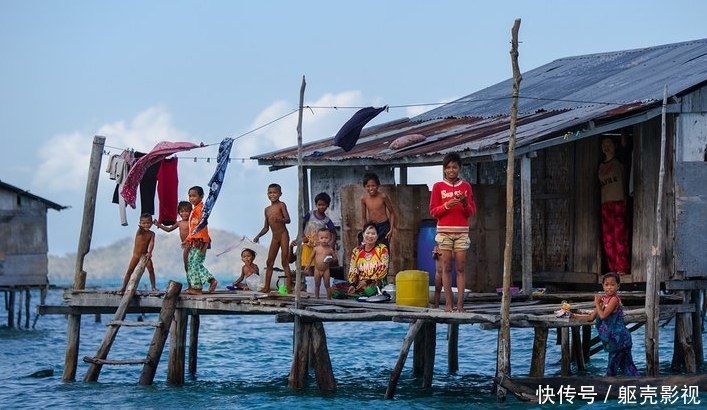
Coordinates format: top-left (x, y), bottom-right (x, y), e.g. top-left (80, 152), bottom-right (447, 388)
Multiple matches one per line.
top-left (253, 38), bottom-right (707, 295)
top-left (0, 180), bottom-right (66, 327)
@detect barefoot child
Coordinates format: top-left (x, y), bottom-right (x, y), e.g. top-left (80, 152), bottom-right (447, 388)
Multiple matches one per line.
top-left (299, 192), bottom-right (337, 276)
top-left (253, 183), bottom-right (293, 293)
top-left (429, 152), bottom-right (476, 313)
top-left (185, 186), bottom-right (218, 294)
top-left (570, 272), bottom-right (640, 376)
top-left (154, 201), bottom-right (192, 289)
top-left (233, 248), bottom-right (260, 290)
top-left (360, 173), bottom-right (396, 247)
top-left (119, 213), bottom-right (159, 293)
top-left (304, 228), bottom-right (338, 299)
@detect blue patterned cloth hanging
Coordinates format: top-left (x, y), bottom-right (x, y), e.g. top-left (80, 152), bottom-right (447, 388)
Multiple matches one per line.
top-left (191, 137), bottom-right (234, 235)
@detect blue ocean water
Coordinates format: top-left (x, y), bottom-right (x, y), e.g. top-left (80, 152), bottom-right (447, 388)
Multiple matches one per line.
top-left (0, 279), bottom-right (703, 409)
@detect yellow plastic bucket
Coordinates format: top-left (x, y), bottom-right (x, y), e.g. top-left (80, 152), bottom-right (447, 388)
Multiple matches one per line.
top-left (395, 270), bottom-right (429, 307)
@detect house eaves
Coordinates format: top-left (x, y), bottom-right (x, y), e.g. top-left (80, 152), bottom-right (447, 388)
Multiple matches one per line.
top-left (253, 38), bottom-right (707, 170)
top-left (0, 180), bottom-right (68, 211)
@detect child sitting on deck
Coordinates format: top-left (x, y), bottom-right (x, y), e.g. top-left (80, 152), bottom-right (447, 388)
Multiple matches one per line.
top-left (570, 272), bottom-right (640, 376)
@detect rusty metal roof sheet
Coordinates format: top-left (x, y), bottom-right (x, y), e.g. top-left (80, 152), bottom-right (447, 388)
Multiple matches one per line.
top-left (255, 38), bottom-right (707, 168)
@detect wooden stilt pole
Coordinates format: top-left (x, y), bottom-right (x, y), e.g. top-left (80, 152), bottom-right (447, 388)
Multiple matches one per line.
top-left (289, 75), bottom-right (307, 390)
top-left (7, 291), bottom-right (14, 328)
top-left (63, 135), bottom-right (105, 382)
top-left (413, 322), bottom-right (425, 376)
top-left (310, 322), bottom-right (336, 391)
top-left (447, 323), bottom-right (459, 373)
top-left (496, 18), bottom-right (522, 403)
top-left (560, 327), bottom-right (570, 376)
top-left (571, 326), bottom-right (585, 371)
top-left (289, 321), bottom-right (311, 390)
top-left (691, 289), bottom-right (704, 365)
top-left (645, 86), bottom-right (668, 376)
top-left (139, 280), bottom-right (182, 385)
top-left (188, 314), bottom-right (199, 375)
top-left (168, 309), bottom-right (188, 385)
top-left (385, 319), bottom-right (424, 399)
top-left (17, 289), bottom-right (23, 329)
top-left (421, 322), bottom-right (436, 388)
top-left (529, 328), bottom-right (548, 377)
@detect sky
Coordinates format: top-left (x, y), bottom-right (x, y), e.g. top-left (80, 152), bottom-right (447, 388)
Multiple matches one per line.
top-left (1, 0), bottom-right (706, 256)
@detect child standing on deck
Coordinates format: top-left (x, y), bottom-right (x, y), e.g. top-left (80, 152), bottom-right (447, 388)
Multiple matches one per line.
top-left (360, 173), bottom-right (396, 248)
top-left (232, 248), bottom-right (260, 291)
top-left (304, 228), bottom-right (338, 299)
top-left (299, 192), bottom-right (337, 276)
top-left (253, 183), bottom-right (293, 293)
top-left (570, 272), bottom-right (640, 376)
top-left (429, 152), bottom-right (476, 313)
top-left (185, 186), bottom-right (218, 295)
top-left (154, 201), bottom-right (192, 290)
top-left (119, 213), bottom-right (159, 294)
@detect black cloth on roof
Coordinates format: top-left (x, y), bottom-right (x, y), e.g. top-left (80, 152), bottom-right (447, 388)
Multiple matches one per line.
top-left (333, 106), bottom-right (386, 152)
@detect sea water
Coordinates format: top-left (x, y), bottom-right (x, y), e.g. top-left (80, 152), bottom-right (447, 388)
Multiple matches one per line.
top-left (0, 278), bottom-right (703, 409)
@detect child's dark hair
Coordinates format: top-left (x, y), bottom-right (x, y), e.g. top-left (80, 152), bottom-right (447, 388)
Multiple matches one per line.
top-left (443, 152), bottom-right (462, 168)
top-left (177, 201), bottom-right (192, 212)
top-left (362, 172), bottom-right (380, 187)
top-left (602, 272), bottom-right (621, 284)
top-left (139, 213), bottom-right (152, 220)
top-left (241, 248), bottom-right (256, 258)
top-left (318, 227), bottom-right (331, 234)
top-left (314, 192), bottom-right (331, 205)
top-left (268, 183), bottom-right (282, 192)
top-left (189, 186), bottom-right (204, 197)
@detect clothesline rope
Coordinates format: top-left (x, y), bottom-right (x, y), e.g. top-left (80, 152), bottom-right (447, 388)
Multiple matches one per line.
top-left (100, 94), bottom-right (627, 160)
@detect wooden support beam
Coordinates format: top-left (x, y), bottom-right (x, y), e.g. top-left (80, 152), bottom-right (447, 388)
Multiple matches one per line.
top-left (560, 327), bottom-right (570, 376)
top-left (529, 328), bottom-right (548, 377)
top-left (570, 326), bottom-right (585, 371)
top-left (413, 321), bottom-right (425, 377)
top-left (691, 290), bottom-right (704, 365)
top-left (422, 322), bottom-right (436, 388)
top-left (385, 319), bottom-right (424, 399)
top-left (447, 323), bottom-right (459, 373)
top-left (168, 309), bottom-right (187, 385)
top-left (189, 314), bottom-right (200, 375)
top-left (139, 280), bottom-right (182, 385)
top-left (310, 322), bottom-right (336, 391)
top-left (289, 321), bottom-right (311, 390)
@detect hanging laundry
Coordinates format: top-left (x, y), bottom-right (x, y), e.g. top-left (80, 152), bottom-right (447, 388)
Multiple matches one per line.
top-left (333, 106), bottom-right (387, 152)
top-left (156, 157), bottom-right (179, 225)
top-left (191, 138), bottom-right (234, 236)
top-left (121, 141), bottom-right (200, 209)
top-left (106, 149), bottom-right (135, 225)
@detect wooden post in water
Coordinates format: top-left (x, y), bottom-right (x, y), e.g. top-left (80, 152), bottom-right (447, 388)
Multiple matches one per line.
top-left (63, 135), bottom-right (105, 382)
top-left (560, 327), bottom-right (570, 376)
top-left (168, 309), bottom-right (188, 385)
top-left (447, 323), bottom-right (459, 373)
top-left (310, 322), bottom-right (336, 391)
top-left (385, 319), bottom-right (424, 399)
top-left (496, 19), bottom-right (521, 403)
top-left (139, 280), bottom-right (182, 385)
top-left (289, 75), bottom-right (307, 390)
top-left (571, 326), bottom-right (585, 371)
top-left (6, 291), bottom-right (14, 328)
top-left (691, 289), bottom-right (704, 365)
top-left (645, 86), bottom-right (667, 376)
top-left (422, 322), bottom-right (436, 388)
top-left (529, 328), bottom-right (548, 377)
top-left (189, 314), bottom-right (200, 375)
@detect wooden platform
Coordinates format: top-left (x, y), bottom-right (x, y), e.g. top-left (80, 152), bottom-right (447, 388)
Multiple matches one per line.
top-left (40, 288), bottom-right (687, 327)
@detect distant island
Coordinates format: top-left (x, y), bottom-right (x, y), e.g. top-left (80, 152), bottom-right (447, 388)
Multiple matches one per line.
top-left (48, 229), bottom-right (273, 282)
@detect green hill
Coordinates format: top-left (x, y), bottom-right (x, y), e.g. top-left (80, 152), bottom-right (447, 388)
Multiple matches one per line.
top-left (48, 229), bottom-right (273, 285)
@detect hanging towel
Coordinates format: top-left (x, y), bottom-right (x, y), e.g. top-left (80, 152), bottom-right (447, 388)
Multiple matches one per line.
top-left (333, 106), bottom-right (386, 152)
top-left (191, 138), bottom-right (234, 236)
top-left (121, 141), bottom-right (200, 209)
top-left (156, 157), bottom-right (179, 225)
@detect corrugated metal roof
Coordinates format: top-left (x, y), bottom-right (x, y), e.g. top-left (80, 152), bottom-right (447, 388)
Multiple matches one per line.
top-left (254, 38), bottom-right (707, 168)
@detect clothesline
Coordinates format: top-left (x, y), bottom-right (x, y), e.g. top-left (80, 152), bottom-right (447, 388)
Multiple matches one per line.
top-left (102, 147), bottom-right (254, 163)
